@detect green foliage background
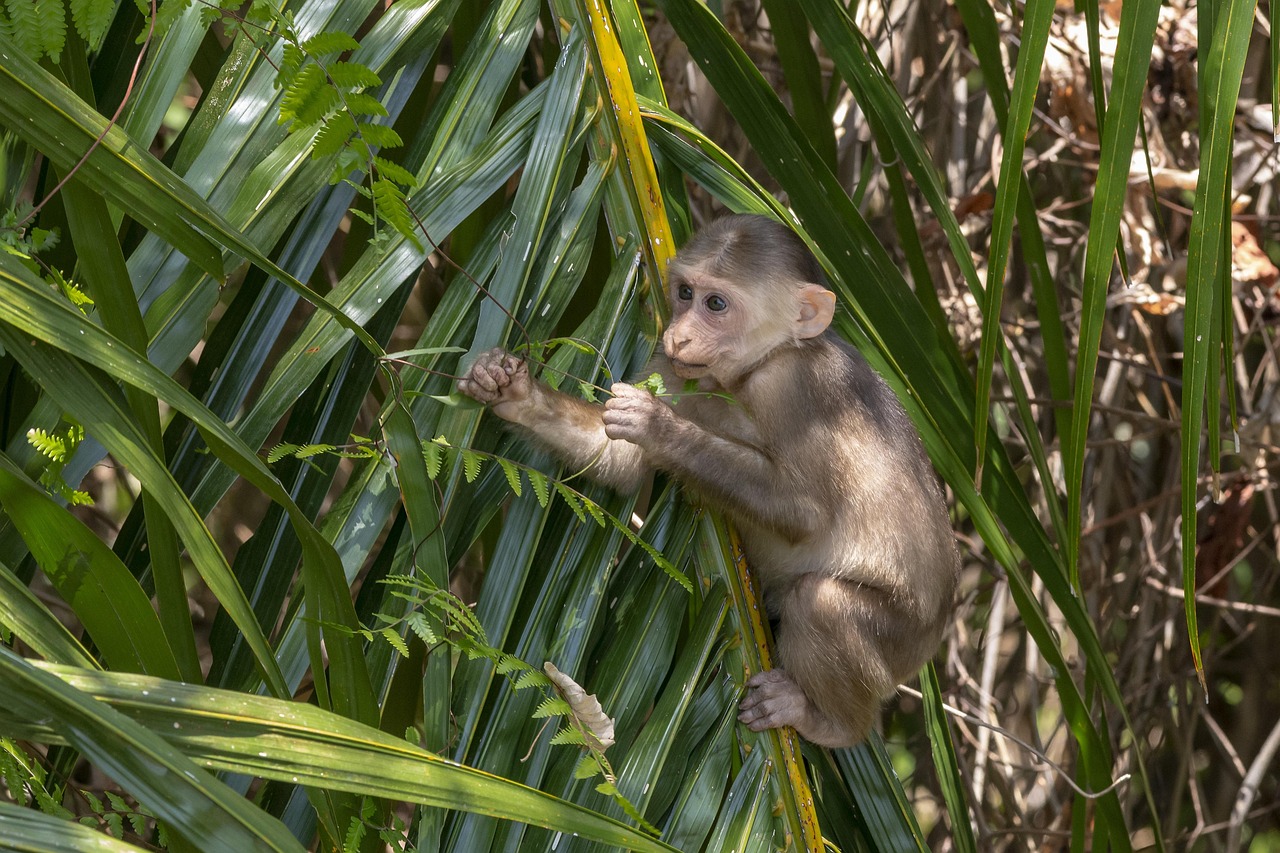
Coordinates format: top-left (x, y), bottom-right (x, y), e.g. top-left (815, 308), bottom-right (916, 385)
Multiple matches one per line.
top-left (0, 0), bottom-right (1277, 850)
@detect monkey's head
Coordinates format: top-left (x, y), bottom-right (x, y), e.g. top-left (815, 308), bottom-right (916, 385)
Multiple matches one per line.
top-left (662, 215), bottom-right (837, 386)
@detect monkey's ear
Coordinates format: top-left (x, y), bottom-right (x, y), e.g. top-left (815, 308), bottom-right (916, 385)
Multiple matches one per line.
top-left (795, 285), bottom-right (836, 338)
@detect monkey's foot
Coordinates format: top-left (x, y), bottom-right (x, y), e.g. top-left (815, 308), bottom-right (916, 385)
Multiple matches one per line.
top-left (738, 669), bottom-right (812, 732)
top-left (738, 669), bottom-right (862, 748)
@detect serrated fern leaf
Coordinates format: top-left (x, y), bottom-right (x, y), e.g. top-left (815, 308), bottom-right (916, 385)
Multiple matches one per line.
top-left (26, 428), bottom-right (67, 461)
top-left (405, 611), bottom-right (439, 646)
top-left (313, 112), bottom-right (358, 158)
top-left (527, 469), bottom-right (550, 507)
top-left (495, 654), bottom-right (539, 679)
top-left (373, 157), bottom-right (417, 188)
top-left (550, 728), bottom-right (588, 747)
top-left (342, 92), bottom-right (389, 119)
top-left (265, 443), bottom-right (299, 463)
top-left (5, 0), bottom-right (42, 58)
top-left (299, 30), bottom-right (359, 57)
top-left (533, 697), bottom-right (572, 719)
top-left (275, 43), bottom-right (305, 89)
top-left (580, 494), bottom-right (606, 527)
top-left (378, 627), bottom-right (409, 658)
top-left (421, 441), bottom-right (443, 479)
top-left (279, 64), bottom-right (337, 127)
top-left (497, 458), bottom-right (523, 497)
top-left (67, 0), bottom-right (108, 49)
top-left (574, 754), bottom-right (602, 780)
top-left (554, 482), bottom-right (587, 523)
top-left (294, 443), bottom-right (336, 458)
top-left (325, 61), bottom-right (381, 90)
top-left (371, 178), bottom-right (420, 249)
top-left (356, 122), bottom-right (402, 149)
top-left (460, 448), bottom-right (483, 483)
top-left (514, 669), bottom-right (551, 690)
top-left (33, 0), bottom-right (65, 62)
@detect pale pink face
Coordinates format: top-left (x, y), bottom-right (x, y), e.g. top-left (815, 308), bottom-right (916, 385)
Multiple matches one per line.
top-left (662, 262), bottom-right (835, 386)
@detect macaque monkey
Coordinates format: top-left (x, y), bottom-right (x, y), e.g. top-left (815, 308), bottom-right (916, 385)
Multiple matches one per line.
top-left (457, 214), bottom-right (959, 748)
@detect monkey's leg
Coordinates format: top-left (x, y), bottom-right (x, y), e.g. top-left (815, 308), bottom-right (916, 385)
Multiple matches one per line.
top-left (740, 574), bottom-right (917, 748)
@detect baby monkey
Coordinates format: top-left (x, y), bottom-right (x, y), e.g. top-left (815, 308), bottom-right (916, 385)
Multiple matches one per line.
top-left (458, 214), bottom-right (958, 747)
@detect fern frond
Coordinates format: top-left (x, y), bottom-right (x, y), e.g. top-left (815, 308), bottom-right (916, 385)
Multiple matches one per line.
top-left (294, 443), bottom-right (336, 458)
top-left (33, 0), bottom-right (65, 62)
top-left (67, 0), bottom-right (108, 49)
top-left (527, 469), bottom-right (550, 507)
top-left (549, 728), bottom-right (588, 747)
top-left (275, 43), bottom-right (305, 89)
top-left (378, 627), bottom-right (409, 658)
top-left (460, 448), bottom-right (482, 483)
top-left (299, 30), bottom-right (358, 57)
top-left (371, 178), bottom-right (419, 248)
top-left (355, 122), bottom-right (402, 149)
top-left (405, 611), bottom-right (439, 646)
top-left (279, 64), bottom-right (337, 127)
top-left (313, 112), bottom-right (357, 158)
top-left (533, 697), bottom-right (572, 719)
top-left (341, 92), bottom-right (389, 120)
top-left (422, 440), bottom-right (444, 479)
top-left (373, 157), bottom-right (417, 189)
top-left (325, 61), bottom-right (380, 90)
top-left (580, 494), bottom-right (606, 527)
top-left (554, 482), bottom-right (587, 523)
top-left (26, 428), bottom-right (67, 461)
top-left (5, 0), bottom-right (43, 58)
top-left (513, 669), bottom-right (551, 690)
top-left (266, 443), bottom-right (299, 463)
top-left (497, 458), bottom-right (522, 497)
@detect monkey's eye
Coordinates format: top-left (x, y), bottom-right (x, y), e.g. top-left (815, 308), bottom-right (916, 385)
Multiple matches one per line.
top-left (677, 284), bottom-right (693, 302)
top-left (705, 294), bottom-right (728, 313)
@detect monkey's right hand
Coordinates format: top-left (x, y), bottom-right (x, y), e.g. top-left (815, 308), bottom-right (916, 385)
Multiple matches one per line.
top-left (457, 348), bottom-right (535, 421)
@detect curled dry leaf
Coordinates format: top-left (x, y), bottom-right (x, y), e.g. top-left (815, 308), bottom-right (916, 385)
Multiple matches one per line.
top-left (544, 662), bottom-right (616, 750)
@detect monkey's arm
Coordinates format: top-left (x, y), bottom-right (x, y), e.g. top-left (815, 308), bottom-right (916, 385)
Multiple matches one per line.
top-left (603, 383), bottom-right (825, 538)
top-left (457, 349), bottom-right (647, 492)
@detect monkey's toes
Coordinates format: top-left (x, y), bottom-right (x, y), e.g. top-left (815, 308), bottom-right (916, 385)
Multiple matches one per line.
top-left (745, 669), bottom-right (791, 688)
top-left (739, 671), bottom-right (810, 732)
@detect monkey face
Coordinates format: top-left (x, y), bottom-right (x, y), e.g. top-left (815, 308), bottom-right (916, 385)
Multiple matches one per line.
top-left (662, 271), bottom-right (760, 383)
top-left (662, 267), bottom-right (837, 386)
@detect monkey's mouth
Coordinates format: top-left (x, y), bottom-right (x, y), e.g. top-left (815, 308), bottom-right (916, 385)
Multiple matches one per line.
top-left (669, 358), bottom-right (708, 375)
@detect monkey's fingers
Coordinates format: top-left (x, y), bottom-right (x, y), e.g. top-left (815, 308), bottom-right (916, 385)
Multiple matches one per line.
top-left (739, 670), bottom-right (809, 733)
top-left (459, 355), bottom-right (516, 400)
top-left (607, 382), bottom-right (647, 400)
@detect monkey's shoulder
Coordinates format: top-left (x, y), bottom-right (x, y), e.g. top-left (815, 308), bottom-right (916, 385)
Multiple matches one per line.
top-left (744, 336), bottom-right (911, 432)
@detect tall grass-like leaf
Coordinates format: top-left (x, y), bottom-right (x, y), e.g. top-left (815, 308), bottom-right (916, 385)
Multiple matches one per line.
top-left (832, 737), bottom-right (929, 851)
top-left (0, 649), bottom-right (306, 853)
top-left (1181, 0), bottom-right (1258, 689)
top-left (758, 0), bottom-right (836, 170)
top-left (0, 33), bottom-right (223, 277)
top-left (1063, 0), bottom-right (1162, 586)
top-left (0, 559), bottom-right (95, 667)
top-left (5, 663), bottom-right (680, 853)
top-left (61, 171), bottom-right (200, 682)
top-left (0, 801), bottom-right (150, 852)
top-left (953, 0), bottom-right (1073, 447)
top-left (920, 663), bottom-right (977, 853)
top-left (558, 0), bottom-right (676, 313)
top-left (972, 0), bottom-right (1053, 469)
top-left (0, 254), bottom-right (384, 720)
top-left (0, 458), bottom-right (179, 679)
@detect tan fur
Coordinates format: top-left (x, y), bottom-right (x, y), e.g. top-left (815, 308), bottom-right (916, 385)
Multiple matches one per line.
top-left (458, 215), bottom-right (959, 748)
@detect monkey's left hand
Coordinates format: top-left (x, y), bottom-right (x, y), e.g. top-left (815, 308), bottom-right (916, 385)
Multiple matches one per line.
top-left (602, 383), bottom-right (676, 448)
